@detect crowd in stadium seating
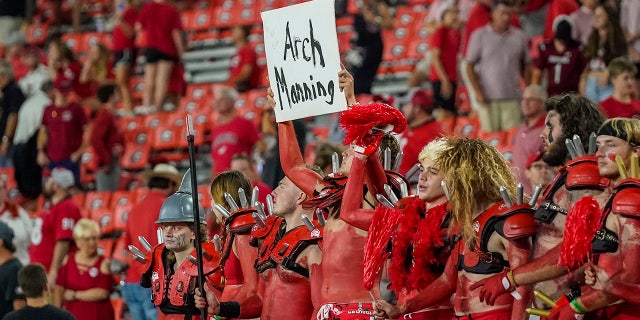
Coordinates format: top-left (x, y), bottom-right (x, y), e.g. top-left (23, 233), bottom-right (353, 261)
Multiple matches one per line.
top-left (0, 0), bottom-right (639, 319)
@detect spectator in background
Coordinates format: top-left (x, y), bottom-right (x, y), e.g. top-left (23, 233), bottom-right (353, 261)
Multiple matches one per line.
top-left (3, 264), bottom-right (76, 320)
top-left (599, 57), bottom-right (640, 118)
top-left (543, 0), bottom-right (579, 40)
top-left (570, 0), bottom-right (598, 45)
top-left (112, 0), bottom-right (140, 117)
top-left (0, 221), bottom-right (25, 318)
top-left (519, 0), bottom-right (550, 38)
top-left (465, 0), bottom-right (531, 132)
top-left (397, 90), bottom-right (443, 176)
top-left (18, 46), bottom-right (49, 98)
top-left (0, 177), bottom-right (32, 265)
top-left (36, 81), bottom-right (89, 187)
top-left (210, 86), bottom-right (259, 175)
top-left (29, 168), bottom-right (82, 289)
top-left (429, 4), bottom-right (460, 121)
top-left (512, 85), bottom-right (547, 196)
top-left (580, 3), bottom-right (627, 103)
top-left (47, 39), bottom-right (92, 102)
top-left (0, 2), bottom-right (29, 47)
top-left (0, 61), bottom-right (25, 168)
top-left (91, 84), bottom-right (124, 192)
top-left (230, 153), bottom-right (271, 204)
top-left (3, 32), bottom-right (29, 82)
top-left (12, 81), bottom-right (52, 207)
top-left (532, 17), bottom-right (585, 96)
top-left (620, 0), bottom-right (640, 90)
top-left (123, 164), bottom-right (181, 320)
top-left (313, 142), bottom-right (344, 175)
top-left (350, 0), bottom-right (393, 94)
top-left (79, 43), bottom-right (114, 110)
top-left (461, 0), bottom-right (520, 55)
top-left (136, 0), bottom-right (184, 112)
top-left (523, 151), bottom-right (553, 197)
top-left (54, 219), bottom-right (114, 320)
top-left (229, 25), bottom-right (260, 93)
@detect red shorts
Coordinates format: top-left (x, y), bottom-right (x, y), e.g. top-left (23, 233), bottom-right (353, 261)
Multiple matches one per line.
top-left (454, 307), bottom-right (511, 320)
top-left (316, 302), bottom-right (374, 320)
top-left (590, 303), bottom-right (640, 320)
top-left (403, 308), bottom-right (455, 319)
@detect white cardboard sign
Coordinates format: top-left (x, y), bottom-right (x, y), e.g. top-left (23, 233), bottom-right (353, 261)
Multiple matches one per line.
top-left (261, 0), bottom-right (346, 122)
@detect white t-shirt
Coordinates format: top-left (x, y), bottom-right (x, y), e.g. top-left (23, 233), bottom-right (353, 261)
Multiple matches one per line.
top-left (0, 206), bottom-right (34, 265)
top-left (18, 64), bottom-right (49, 98)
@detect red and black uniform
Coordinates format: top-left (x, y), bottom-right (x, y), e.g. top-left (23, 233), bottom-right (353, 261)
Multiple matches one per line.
top-left (140, 243), bottom-right (223, 320)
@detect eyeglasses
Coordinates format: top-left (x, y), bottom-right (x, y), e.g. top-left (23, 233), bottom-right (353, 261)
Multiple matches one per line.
top-left (531, 164), bottom-right (551, 171)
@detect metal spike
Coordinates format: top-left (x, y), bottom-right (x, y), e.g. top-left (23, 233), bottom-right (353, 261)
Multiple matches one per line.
top-left (572, 134), bottom-right (585, 156)
top-left (529, 184), bottom-right (543, 207)
top-left (383, 148), bottom-right (392, 170)
top-left (128, 245), bottom-right (145, 258)
top-left (500, 186), bottom-right (513, 207)
top-left (255, 202), bottom-right (267, 220)
top-left (393, 152), bottom-right (404, 172)
top-left (238, 188), bottom-right (248, 208)
top-left (157, 227), bottom-right (164, 244)
top-left (588, 132), bottom-right (597, 155)
top-left (631, 154), bottom-right (639, 179)
top-left (384, 184), bottom-right (399, 204)
top-left (315, 208), bottom-right (326, 226)
top-left (301, 214), bottom-right (316, 231)
top-left (516, 183), bottom-right (524, 205)
top-left (251, 186), bottom-right (259, 207)
top-left (224, 193), bottom-right (239, 211)
top-left (565, 139), bottom-right (578, 159)
top-left (138, 236), bottom-right (152, 252)
top-left (331, 152), bottom-right (340, 174)
top-left (441, 181), bottom-right (451, 200)
top-left (213, 234), bottom-right (222, 251)
top-left (252, 212), bottom-right (266, 228)
top-left (266, 195), bottom-right (274, 215)
top-left (405, 163), bottom-right (420, 180)
top-left (213, 203), bottom-right (231, 218)
top-left (376, 194), bottom-right (395, 208)
top-left (132, 253), bottom-right (147, 264)
top-left (399, 179), bottom-right (409, 198)
top-left (187, 255), bottom-right (198, 264)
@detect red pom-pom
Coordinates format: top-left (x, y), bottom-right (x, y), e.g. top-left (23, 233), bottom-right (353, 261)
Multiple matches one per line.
top-left (559, 196), bottom-right (602, 269)
top-left (363, 203), bottom-right (402, 290)
top-left (339, 102), bottom-right (407, 146)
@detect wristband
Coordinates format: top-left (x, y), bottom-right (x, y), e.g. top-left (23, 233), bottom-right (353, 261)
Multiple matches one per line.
top-left (218, 301), bottom-right (241, 318)
top-left (570, 299), bottom-right (585, 313)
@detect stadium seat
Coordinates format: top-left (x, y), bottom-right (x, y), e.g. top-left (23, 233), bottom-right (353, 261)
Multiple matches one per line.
top-left (183, 8), bottom-right (215, 31)
top-left (477, 130), bottom-right (507, 147)
top-left (25, 22), bottom-right (49, 45)
top-left (61, 33), bottom-right (83, 54)
top-left (84, 191), bottom-right (112, 213)
top-left (452, 116), bottom-right (479, 139)
top-left (120, 145), bottom-right (151, 171)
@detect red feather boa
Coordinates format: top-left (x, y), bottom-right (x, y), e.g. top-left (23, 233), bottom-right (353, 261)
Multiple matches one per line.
top-left (339, 102), bottom-right (407, 146)
top-left (363, 204), bottom-right (402, 290)
top-left (389, 199), bottom-right (449, 293)
top-left (559, 196), bottom-right (602, 269)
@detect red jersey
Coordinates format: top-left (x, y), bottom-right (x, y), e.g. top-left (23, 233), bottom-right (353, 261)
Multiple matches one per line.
top-left (112, 6), bottom-right (138, 51)
top-left (430, 25), bottom-right (461, 82)
top-left (137, 1), bottom-right (182, 57)
top-left (90, 108), bottom-right (124, 167)
top-left (41, 102), bottom-right (88, 162)
top-left (229, 44), bottom-right (260, 90)
top-left (57, 254), bottom-right (114, 320)
top-left (210, 117), bottom-right (259, 175)
top-left (124, 191), bottom-right (166, 283)
top-left (29, 198), bottom-right (82, 271)
top-left (544, 0), bottom-right (580, 40)
top-left (398, 120), bottom-right (444, 175)
top-left (535, 40), bottom-right (586, 96)
top-left (599, 97), bottom-right (640, 119)
top-left (54, 61), bottom-right (93, 99)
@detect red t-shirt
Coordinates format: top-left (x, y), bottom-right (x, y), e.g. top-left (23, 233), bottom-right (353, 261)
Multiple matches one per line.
top-left (125, 191), bottom-right (167, 283)
top-left (398, 120), bottom-right (444, 175)
top-left (430, 25), bottom-right (461, 82)
top-left (544, 0), bottom-right (580, 40)
top-left (42, 102), bottom-right (88, 162)
top-left (137, 1), bottom-right (182, 57)
top-left (229, 44), bottom-right (260, 90)
top-left (112, 6), bottom-right (138, 51)
top-left (90, 108), bottom-right (124, 167)
top-left (57, 254), bottom-right (115, 320)
top-left (10, 55), bottom-right (29, 81)
top-left (210, 117), bottom-right (259, 175)
top-left (54, 60), bottom-right (94, 99)
top-left (30, 198), bottom-right (82, 271)
top-left (535, 40), bottom-right (586, 96)
top-left (599, 97), bottom-right (640, 119)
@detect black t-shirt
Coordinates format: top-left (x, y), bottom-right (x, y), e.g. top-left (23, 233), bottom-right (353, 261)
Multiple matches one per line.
top-left (2, 305), bottom-right (76, 320)
top-left (0, 81), bottom-right (25, 139)
top-left (0, 1), bottom-right (26, 18)
top-left (0, 258), bottom-right (23, 318)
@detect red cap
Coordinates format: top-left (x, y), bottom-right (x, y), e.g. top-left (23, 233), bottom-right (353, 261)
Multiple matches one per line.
top-left (411, 90), bottom-right (433, 110)
top-left (526, 151), bottom-right (544, 169)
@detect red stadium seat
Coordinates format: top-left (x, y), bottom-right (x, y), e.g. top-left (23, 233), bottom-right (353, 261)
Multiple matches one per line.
top-left (477, 130), bottom-right (507, 147)
top-left (91, 208), bottom-right (114, 234)
top-left (185, 84), bottom-right (211, 100)
top-left (183, 8), bottom-right (215, 31)
top-left (110, 190), bottom-right (136, 209)
top-left (130, 77), bottom-right (144, 100)
top-left (25, 22), bottom-right (49, 45)
top-left (151, 125), bottom-right (179, 151)
top-left (453, 116), bottom-right (479, 139)
top-left (120, 145), bottom-right (151, 171)
top-left (84, 191), bottom-right (112, 213)
top-left (61, 33), bottom-right (83, 54)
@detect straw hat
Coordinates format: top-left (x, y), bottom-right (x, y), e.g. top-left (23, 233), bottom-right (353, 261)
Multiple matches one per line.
top-left (140, 164), bottom-right (183, 187)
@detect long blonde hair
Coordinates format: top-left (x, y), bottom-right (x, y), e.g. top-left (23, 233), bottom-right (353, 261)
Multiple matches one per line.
top-left (435, 138), bottom-right (517, 247)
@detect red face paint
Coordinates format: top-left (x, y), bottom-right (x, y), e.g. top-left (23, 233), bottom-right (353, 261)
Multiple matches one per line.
top-left (607, 152), bottom-right (617, 162)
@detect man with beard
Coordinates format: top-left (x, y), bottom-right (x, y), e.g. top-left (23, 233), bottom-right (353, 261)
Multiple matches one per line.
top-left (29, 168), bottom-right (81, 289)
top-left (469, 94), bottom-right (609, 312)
